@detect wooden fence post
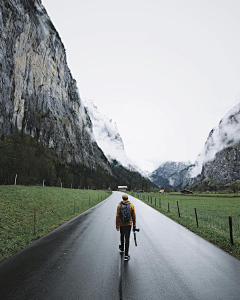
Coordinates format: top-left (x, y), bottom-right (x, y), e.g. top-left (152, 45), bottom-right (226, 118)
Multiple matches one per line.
top-left (229, 216), bottom-right (234, 245)
top-left (194, 208), bottom-right (198, 228)
top-left (34, 207), bottom-right (36, 235)
top-left (14, 174), bottom-right (17, 185)
top-left (168, 203), bottom-right (170, 212)
top-left (177, 201), bottom-right (181, 218)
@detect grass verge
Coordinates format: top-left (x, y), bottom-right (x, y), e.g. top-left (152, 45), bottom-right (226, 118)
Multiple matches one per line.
top-left (0, 185), bottom-right (111, 262)
top-left (130, 192), bottom-right (240, 260)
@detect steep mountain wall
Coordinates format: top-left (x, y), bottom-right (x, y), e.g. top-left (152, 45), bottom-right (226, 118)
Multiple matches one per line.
top-left (173, 102), bottom-right (240, 188)
top-left (175, 142), bottom-right (240, 188)
top-left (202, 142), bottom-right (240, 184)
top-left (190, 102), bottom-right (240, 178)
top-left (0, 0), bottom-right (109, 170)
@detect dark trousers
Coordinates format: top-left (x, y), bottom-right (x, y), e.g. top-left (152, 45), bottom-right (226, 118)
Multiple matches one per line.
top-left (120, 225), bottom-right (131, 256)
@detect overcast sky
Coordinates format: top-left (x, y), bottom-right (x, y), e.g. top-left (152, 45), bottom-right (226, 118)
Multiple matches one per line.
top-left (42, 0), bottom-right (240, 172)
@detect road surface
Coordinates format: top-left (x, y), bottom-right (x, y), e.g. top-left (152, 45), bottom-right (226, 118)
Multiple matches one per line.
top-left (1, 191), bottom-right (240, 300)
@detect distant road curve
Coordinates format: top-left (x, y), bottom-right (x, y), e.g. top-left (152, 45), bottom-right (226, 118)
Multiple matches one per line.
top-left (1, 191), bottom-right (240, 300)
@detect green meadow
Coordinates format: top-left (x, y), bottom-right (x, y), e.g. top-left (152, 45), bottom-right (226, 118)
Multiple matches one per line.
top-left (0, 185), bottom-right (111, 262)
top-left (130, 192), bottom-right (240, 259)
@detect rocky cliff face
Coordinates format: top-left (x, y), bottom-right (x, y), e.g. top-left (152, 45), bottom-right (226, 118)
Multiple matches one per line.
top-left (190, 102), bottom-right (240, 178)
top-left (175, 102), bottom-right (240, 188)
top-left (0, 0), bottom-right (109, 170)
top-left (201, 142), bottom-right (240, 185)
top-left (177, 142), bottom-right (240, 188)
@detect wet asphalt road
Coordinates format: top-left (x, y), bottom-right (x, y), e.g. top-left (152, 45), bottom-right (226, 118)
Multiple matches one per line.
top-left (1, 191), bottom-right (240, 300)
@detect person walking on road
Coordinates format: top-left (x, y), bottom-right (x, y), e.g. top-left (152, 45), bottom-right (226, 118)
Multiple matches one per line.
top-left (116, 193), bottom-right (136, 261)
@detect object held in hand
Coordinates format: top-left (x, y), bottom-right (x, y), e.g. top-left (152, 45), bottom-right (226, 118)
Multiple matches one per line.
top-left (133, 227), bottom-right (140, 246)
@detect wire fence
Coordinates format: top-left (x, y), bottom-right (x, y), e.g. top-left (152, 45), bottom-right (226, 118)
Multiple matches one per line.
top-left (0, 189), bottom-right (110, 261)
top-left (131, 193), bottom-right (240, 247)
top-left (9, 193), bottom-right (107, 235)
top-left (32, 193), bottom-right (108, 236)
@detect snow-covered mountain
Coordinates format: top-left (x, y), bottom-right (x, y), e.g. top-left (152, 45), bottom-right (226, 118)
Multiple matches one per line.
top-left (170, 102), bottom-right (240, 188)
top-left (190, 102), bottom-right (240, 178)
top-left (150, 161), bottom-right (192, 187)
top-left (83, 99), bottom-right (144, 174)
top-left (151, 102), bottom-right (240, 188)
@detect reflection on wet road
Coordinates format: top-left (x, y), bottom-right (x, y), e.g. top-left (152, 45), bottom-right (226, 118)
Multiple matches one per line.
top-left (1, 192), bottom-right (240, 300)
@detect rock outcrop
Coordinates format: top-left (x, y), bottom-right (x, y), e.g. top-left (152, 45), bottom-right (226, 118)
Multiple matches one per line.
top-left (0, 0), bottom-right (110, 171)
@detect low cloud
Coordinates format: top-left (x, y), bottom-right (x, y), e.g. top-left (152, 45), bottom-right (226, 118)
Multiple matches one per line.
top-left (83, 99), bottom-right (139, 171)
top-left (190, 102), bottom-right (240, 177)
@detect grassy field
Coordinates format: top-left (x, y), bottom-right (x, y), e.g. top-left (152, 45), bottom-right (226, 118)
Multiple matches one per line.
top-left (0, 185), bottom-right (111, 262)
top-left (130, 192), bottom-right (240, 259)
